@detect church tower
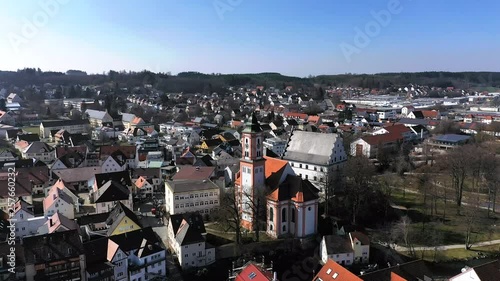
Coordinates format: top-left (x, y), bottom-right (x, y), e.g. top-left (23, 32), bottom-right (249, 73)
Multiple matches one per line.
top-left (238, 112), bottom-right (265, 231)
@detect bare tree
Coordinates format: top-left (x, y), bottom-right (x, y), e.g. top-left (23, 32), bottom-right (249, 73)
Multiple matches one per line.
top-left (212, 187), bottom-right (242, 244)
top-left (482, 149), bottom-right (498, 216)
top-left (345, 156), bottom-right (375, 224)
top-left (444, 145), bottom-right (470, 214)
top-left (392, 216), bottom-right (416, 257)
top-left (241, 187), bottom-right (267, 242)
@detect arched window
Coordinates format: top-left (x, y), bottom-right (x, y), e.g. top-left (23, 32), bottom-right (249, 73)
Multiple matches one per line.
top-left (291, 208), bottom-right (295, 223)
top-left (282, 208), bottom-right (286, 222)
top-left (282, 225), bottom-right (286, 232)
top-left (269, 207), bottom-right (274, 222)
top-left (269, 224), bottom-right (273, 231)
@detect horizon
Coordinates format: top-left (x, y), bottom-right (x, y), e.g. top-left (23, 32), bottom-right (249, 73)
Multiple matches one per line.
top-left (2, 0), bottom-right (500, 76)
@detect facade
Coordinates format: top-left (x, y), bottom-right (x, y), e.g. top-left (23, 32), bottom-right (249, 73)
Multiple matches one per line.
top-left (85, 109), bottom-right (114, 127)
top-left (40, 119), bottom-right (90, 138)
top-left (350, 133), bottom-right (403, 159)
top-left (21, 141), bottom-right (56, 163)
top-left (282, 130), bottom-right (347, 187)
top-left (164, 179), bottom-right (220, 215)
top-left (320, 235), bottom-right (354, 266)
top-left (23, 230), bottom-right (87, 281)
top-left (263, 137), bottom-right (287, 156)
top-left (43, 184), bottom-right (76, 219)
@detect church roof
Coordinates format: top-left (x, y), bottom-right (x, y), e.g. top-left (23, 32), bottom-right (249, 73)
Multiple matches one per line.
top-left (267, 174), bottom-right (319, 203)
top-left (242, 112), bottom-right (262, 133)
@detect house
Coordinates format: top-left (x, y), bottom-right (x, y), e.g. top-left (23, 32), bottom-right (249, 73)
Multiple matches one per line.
top-left (164, 178), bottom-right (220, 215)
top-left (94, 179), bottom-right (133, 214)
top-left (106, 202), bottom-right (143, 236)
top-left (167, 212), bottom-right (215, 269)
top-left (51, 150), bottom-right (86, 171)
top-left (48, 179), bottom-right (80, 212)
top-left (99, 145), bottom-right (137, 169)
top-left (85, 109), bottom-right (114, 127)
top-left (232, 261), bottom-right (276, 281)
top-left (426, 134), bottom-right (471, 150)
top-left (372, 124), bottom-right (414, 142)
top-left (401, 106), bottom-right (415, 117)
top-left (349, 231), bottom-right (370, 264)
top-left (263, 137), bottom-right (287, 157)
top-left (320, 235), bottom-right (354, 266)
top-left (43, 183), bottom-right (76, 219)
top-left (101, 150), bottom-right (128, 173)
top-left (0, 149), bottom-right (17, 161)
top-left (407, 110), bottom-right (440, 120)
top-left (7, 93), bottom-right (23, 103)
top-left (0, 171), bottom-right (33, 212)
top-left (312, 259), bottom-right (362, 281)
top-left (0, 110), bottom-right (15, 125)
top-left (134, 176), bottom-right (155, 197)
top-left (350, 133), bottom-right (403, 159)
top-left (83, 238), bottom-right (117, 281)
top-left (448, 260), bottom-right (499, 281)
top-left (37, 211), bottom-right (78, 234)
top-left (40, 119), bottom-right (90, 138)
top-left (23, 229), bottom-right (87, 281)
top-left (199, 138), bottom-right (224, 152)
top-left (108, 227), bottom-right (167, 280)
top-left (130, 168), bottom-right (162, 191)
top-left (282, 130), bottom-right (347, 186)
top-left (12, 198), bottom-right (47, 239)
top-left (21, 141), bottom-right (56, 163)
top-left (52, 166), bottom-right (102, 192)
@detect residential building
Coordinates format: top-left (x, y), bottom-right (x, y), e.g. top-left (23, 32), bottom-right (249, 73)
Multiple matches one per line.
top-left (167, 212), bottom-right (215, 269)
top-left (94, 180), bottom-right (133, 214)
top-left (263, 137), bottom-right (287, 157)
top-left (426, 134), bottom-right (471, 150)
top-left (165, 178), bottom-right (220, 215)
top-left (85, 109), bottom-right (114, 127)
top-left (23, 230), bottom-right (87, 281)
top-left (43, 183), bottom-right (76, 219)
top-left (0, 110), bottom-right (15, 125)
top-left (13, 199), bottom-right (47, 239)
top-left (37, 211), bottom-right (79, 234)
top-left (52, 166), bottom-right (102, 192)
top-left (0, 171), bottom-right (33, 212)
top-left (84, 238), bottom-right (116, 281)
top-left (232, 261), bottom-right (276, 281)
top-left (350, 133), bottom-right (403, 158)
top-left (101, 151), bottom-right (128, 173)
top-left (320, 235), bottom-right (354, 266)
top-left (40, 119), bottom-right (90, 138)
top-left (349, 231), bottom-right (370, 264)
top-left (21, 141), bottom-right (56, 163)
top-left (282, 130), bottom-right (347, 186)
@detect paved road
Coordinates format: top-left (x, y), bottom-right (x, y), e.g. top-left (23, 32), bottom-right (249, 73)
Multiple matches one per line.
top-left (395, 239), bottom-right (500, 252)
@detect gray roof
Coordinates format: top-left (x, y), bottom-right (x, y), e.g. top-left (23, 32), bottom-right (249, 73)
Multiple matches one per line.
top-left (24, 141), bottom-right (54, 154)
top-left (323, 235), bottom-right (353, 255)
top-left (85, 109), bottom-right (109, 120)
top-left (53, 166), bottom-right (101, 183)
top-left (282, 131), bottom-right (342, 165)
top-left (166, 179), bottom-right (219, 193)
top-left (121, 113), bottom-right (136, 123)
top-left (432, 134), bottom-right (471, 143)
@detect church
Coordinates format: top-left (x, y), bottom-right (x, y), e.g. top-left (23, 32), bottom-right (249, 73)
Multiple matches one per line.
top-left (235, 113), bottom-right (319, 239)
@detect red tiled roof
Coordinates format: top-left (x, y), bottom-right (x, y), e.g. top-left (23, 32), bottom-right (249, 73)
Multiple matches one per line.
top-left (382, 124), bottom-right (412, 136)
top-left (99, 145), bottom-right (136, 160)
top-left (421, 110), bottom-right (439, 119)
top-left (56, 146), bottom-right (87, 158)
top-left (284, 112), bottom-right (308, 120)
top-left (313, 259), bottom-right (362, 281)
top-left (235, 263), bottom-right (273, 281)
top-left (391, 272), bottom-right (408, 281)
top-left (361, 132), bottom-right (402, 145)
top-left (307, 115), bottom-right (321, 124)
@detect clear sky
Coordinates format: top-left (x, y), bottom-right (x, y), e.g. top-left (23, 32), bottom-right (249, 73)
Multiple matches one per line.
top-left (1, 0), bottom-right (499, 77)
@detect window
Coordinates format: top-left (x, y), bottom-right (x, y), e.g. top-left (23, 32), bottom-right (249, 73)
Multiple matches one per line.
top-left (180, 204), bottom-right (184, 208)
top-left (205, 201), bottom-right (208, 205)
top-left (195, 194), bottom-right (199, 198)
top-left (269, 207), bottom-right (274, 221)
top-left (291, 208), bottom-right (295, 223)
top-left (314, 176), bottom-right (317, 181)
top-left (185, 254), bottom-right (188, 257)
top-left (175, 204), bottom-right (179, 208)
top-left (282, 208), bottom-right (286, 222)
top-left (299, 164), bottom-right (302, 168)
top-left (209, 200), bottom-right (213, 204)
top-left (214, 200), bottom-right (218, 204)
top-left (282, 225), bottom-right (286, 232)
top-left (200, 201), bottom-right (204, 206)
top-left (205, 193), bottom-right (208, 197)
top-left (195, 202), bottom-right (199, 206)
top-left (209, 192), bottom-right (213, 196)
top-left (190, 194), bottom-right (194, 198)
top-left (305, 165), bottom-right (308, 169)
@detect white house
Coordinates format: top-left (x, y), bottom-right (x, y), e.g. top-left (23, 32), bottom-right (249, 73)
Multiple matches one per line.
top-left (320, 235), bottom-right (354, 266)
top-left (282, 131), bottom-right (347, 187)
top-left (13, 199), bottom-right (47, 239)
top-left (263, 137), bottom-right (287, 156)
top-left (94, 180), bottom-right (133, 214)
top-left (101, 153), bottom-right (128, 173)
top-left (350, 133), bottom-right (403, 158)
top-left (349, 231), bottom-right (370, 264)
top-left (21, 141), bottom-right (56, 163)
top-left (85, 109), bottom-right (114, 127)
top-left (43, 183), bottom-right (76, 219)
top-left (167, 212), bottom-right (215, 269)
top-left (449, 260), bottom-right (500, 281)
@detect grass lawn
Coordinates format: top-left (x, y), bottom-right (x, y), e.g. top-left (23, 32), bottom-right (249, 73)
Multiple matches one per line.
top-left (22, 126), bottom-right (40, 134)
top-left (411, 244), bottom-right (500, 262)
top-left (388, 183), bottom-right (500, 246)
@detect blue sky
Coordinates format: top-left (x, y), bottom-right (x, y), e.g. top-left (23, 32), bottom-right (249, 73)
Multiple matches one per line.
top-left (1, 0), bottom-right (499, 76)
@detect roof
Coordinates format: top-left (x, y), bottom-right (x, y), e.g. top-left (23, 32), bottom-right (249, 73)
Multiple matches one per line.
top-left (24, 141), bottom-right (54, 154)
top-left (136, 239), bottom-right (163, 258)
top-left (84, 237), bottom-right (109, 265)
top-left (323, 235), bottom-right (354, 255)
top-left (431, 134), bottom-right (471, 143)
top-left (313, 259), bottom-right (362, 281)
top-left (108, 226), bottom-right (160, 252)
top-left (121, 113), bottom-right (136, 123)
top-left (106, 202), bottom-right (142, 236)
top-left (267, 174), bottom-right (319, 203)
top-left (53, 166), bottom-right (101, 183)
top-left (17, 134), bottom-right (40, 142)
top-left (0, 172), bottom-right (32, 198)
top-left (361, 133), bottom-right (403, 146)
top-left (382, 124), bottom-right (412, 136)
top-left (15, 198), bottom-right (34, 216)
top-left (170, 212), bottom-right (206, 246)
top-left (55, 145), bottom-right (87, 158)
top-left (95, 180), bottom-right (130, 203)
top-left (56, 150), bottom-right (86, 168)
top-left (166, 179), bottom-right (219, 193)
top-left (77, 212), bottom-right (110, 225)
top-left (173, 166), bottom-right (215, 180)
top-left (41, 119), bottom-right (89, 127)
top-left (349, 231), bottom-right (370, 245)
top-left (235, 263), bottom-right (273, 281)
top-left (43, 184), bottom-right (74, 211)
top-left (470, 260), bottom-right (500, 281)
top-left (242, 112), bottom-right (262, 133)
top-left (85, 109), bottom-right (110, 120)
top-left (130, 168), bottom-right (160, 179)
top-left (99, 145), bottom-right (136, 160)
top-left (23, 229), bottom-right (84, 264)
top-left (94, 170), bottom-right (132, 188)
top-left (44, 211), bottom-right (78, 233)
top-left (283, 131), bottom-right (341, 165)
